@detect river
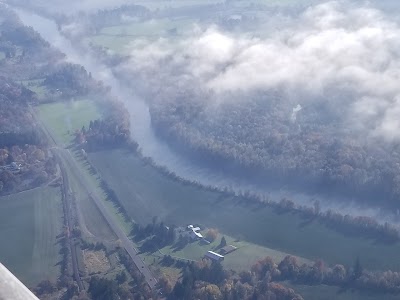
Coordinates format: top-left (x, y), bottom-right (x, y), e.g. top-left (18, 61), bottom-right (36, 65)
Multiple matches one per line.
top-left (13, 7), bottom-right (400, 224)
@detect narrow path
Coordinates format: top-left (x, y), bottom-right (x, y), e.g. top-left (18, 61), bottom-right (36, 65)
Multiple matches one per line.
top-left (55, 152), bottom-right (84, 292)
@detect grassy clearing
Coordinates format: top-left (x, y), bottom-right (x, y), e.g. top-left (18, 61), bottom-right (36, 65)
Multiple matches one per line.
top-left (85, 18), bottom-right (193, 53)
top-left (58, 150), bottom-right (118, 243)
top-left (0, 187), bottom-right (63, 287)
top-left (84, 35), bottom-right (138, 54)
top-left (140, 233), bottom-right (309, 272)
top-left (21, 79), bottom-right (47, 100)
top-left (100, 18), bottom-right (194, 36)
top-left (89, 149), bottom-right (400, 272)
top-left (285, 283), bottom-right (400, 300)
top-left (134, 0), bottom-right (221, 10)
top-left (37, 99), bottom-right (102, 145)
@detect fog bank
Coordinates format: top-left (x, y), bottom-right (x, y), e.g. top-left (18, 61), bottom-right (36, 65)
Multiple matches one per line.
top-left (123, 1), bottom-right (400, 142)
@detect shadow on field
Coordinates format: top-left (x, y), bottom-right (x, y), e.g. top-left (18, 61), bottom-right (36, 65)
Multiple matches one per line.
top-left (171, 238), bottom-right (190, 253)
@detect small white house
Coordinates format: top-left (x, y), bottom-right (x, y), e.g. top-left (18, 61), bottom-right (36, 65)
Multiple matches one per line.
top-left (187, 225), bottom-right (203, 240)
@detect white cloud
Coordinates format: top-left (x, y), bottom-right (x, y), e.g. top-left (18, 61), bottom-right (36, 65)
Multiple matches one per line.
top-left (124, 1), bottom-right (400, 141)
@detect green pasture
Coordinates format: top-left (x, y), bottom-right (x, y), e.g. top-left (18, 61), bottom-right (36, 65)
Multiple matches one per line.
top-left (0, 187), bottom-right (63, 287)
top-left (286, 283), bottom-right (400, 300)
top-left (37, 99), bottom-right (101, 145)
top-left (139, 233), bottom-right (309, 272)
top-left (100, 18), bottom-right (194, 36)
top-left (21, 79), bottom-right (47, 100)
top-left (85, 18), bottom-right (193, 53)
top-left (88, 149), bottom-right (400, 272)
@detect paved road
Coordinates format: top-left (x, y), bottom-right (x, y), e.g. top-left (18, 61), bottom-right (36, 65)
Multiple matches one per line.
top-left (58, 148), bottom-right (158, 290)
top-left (35, 110), bottom-right (157, 290)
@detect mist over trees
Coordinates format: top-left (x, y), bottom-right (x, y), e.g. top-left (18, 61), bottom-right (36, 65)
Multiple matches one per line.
top-left (117, 2), bottom-right (400, 204)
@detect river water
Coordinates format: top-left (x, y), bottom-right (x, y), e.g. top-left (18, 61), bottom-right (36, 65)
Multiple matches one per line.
top-left (13, 8), bottom-right (399, 224)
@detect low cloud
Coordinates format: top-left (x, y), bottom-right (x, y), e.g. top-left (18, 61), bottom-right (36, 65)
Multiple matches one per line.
top-left (123, 1), bottom-right (400, 141)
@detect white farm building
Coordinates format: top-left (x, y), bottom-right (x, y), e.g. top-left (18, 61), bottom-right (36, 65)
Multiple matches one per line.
top-left (205, 251), bottom-right (224, 262)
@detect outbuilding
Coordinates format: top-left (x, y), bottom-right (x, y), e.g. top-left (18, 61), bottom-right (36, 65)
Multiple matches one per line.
top-left (205, 251), bottom-right (224, 262)
top-left (220, 245), bottom-right (237, 255)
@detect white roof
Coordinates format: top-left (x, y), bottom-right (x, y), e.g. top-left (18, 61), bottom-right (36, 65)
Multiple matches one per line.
top-left (205, 251), bottom-right (224, 260)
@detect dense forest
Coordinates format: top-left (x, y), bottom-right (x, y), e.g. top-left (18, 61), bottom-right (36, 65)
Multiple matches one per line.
top-left (43, 63), bottom-right (108, 98)
top-left (150, 88), bottom-right (400, 205)
top-left (0, 76), bottom-right (56, 194)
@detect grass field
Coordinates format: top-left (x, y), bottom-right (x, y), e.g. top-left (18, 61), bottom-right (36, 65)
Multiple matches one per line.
top-left (285, 283), bottom-right (400, 300)
top-left (89, 148), bottom-right (400, 272)
top-left (100, 18), bottom-right (194, 36)
top-left (37, 99), bottom-right (102, 145)
top-left (140, 233), bottom-right (310, 272)
top-left (21, 79), bottom-right (47, 100)
top-left (84, 18), bottom-right (193, 53)
top-left (0, 187), bottom-right (63, 287)
top-left (37, 100), bottom-right (128, 241)
top-left (131, 0), bottom-right (308, 10)
top-left (63, 156), bottom-right (117, 242)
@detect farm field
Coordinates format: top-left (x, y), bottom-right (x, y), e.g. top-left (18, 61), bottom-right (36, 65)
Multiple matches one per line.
top-left (37, 100), bottom-right (128, 241)
top-left (37, 99), bottom-right (102, 145)
top-left (0, 186), bottom-right (63, 287)
top-left (130, 0), bottom-right (311, 10)
top-left (62, 154), bottom-right (117, 242)
top-left (101, 18), bottom-right (194, 36)
top-left (84, 18), bottom-right (193, 53)
top-left (89, 148), bottom-right (400, 272)
top-left (21, 79), bottom-right (47, 100)
top-left (285, 283), bottom-right (400, 300)
top-left (139, 233), bottom-right (310, 272)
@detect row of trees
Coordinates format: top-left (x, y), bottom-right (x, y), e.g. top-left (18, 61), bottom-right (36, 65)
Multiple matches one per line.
top-left (253, 255), bottom-right (400, 294)
top-left (167, 258), bottom-right (303, 300)
top-left (274, 198), bottom-right (400, 243)
top-left (164, 253), bottom-right (400, 300)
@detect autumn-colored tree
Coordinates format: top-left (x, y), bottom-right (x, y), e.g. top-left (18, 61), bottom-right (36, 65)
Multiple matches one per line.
top-left (205, 228), bottom-right (218, 242)
top-left (195, 283), bottom-right (222, 300)
top-left (158, 275), bottom-right (173, 294)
